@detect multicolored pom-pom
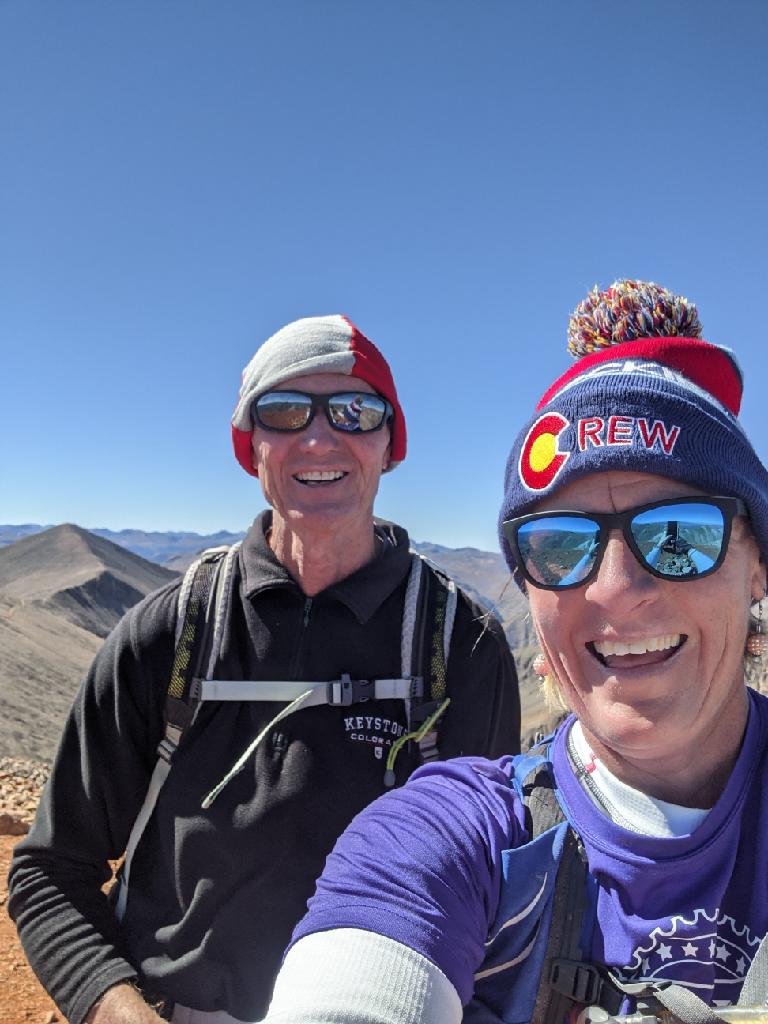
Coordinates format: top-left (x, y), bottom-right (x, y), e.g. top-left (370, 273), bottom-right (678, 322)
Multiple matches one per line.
top-left (567, 280), bottom-right (702, 359)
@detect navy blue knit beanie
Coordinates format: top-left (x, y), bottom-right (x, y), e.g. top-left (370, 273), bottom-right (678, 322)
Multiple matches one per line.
top-left (498, 280), bottom-right (768, 573)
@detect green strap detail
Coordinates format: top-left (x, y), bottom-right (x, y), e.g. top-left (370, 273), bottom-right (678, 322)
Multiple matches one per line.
top-left (428, 580), bottom-right (448, 702)
top-left (167, 559), bottom-right (218, 701)
top-left (168, 612), bottom-right (197, 700)
top-left (383, 698), bottom-right (451, 787)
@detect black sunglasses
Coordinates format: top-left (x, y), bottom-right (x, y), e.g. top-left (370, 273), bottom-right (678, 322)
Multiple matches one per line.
top-left (252, 390), bottom-right (392, 434)
top-left (502, 496), bottom-right (748, 591)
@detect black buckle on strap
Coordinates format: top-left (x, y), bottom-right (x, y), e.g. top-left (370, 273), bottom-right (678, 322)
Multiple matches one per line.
top-left (327, 674), bottom-right (375, 706)
top-left (549, 959), bottom-right (606, 1006)
top-left (410, 699), bottom-right (440, 725)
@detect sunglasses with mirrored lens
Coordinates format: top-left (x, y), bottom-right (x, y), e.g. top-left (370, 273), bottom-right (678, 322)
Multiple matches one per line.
top-left (502, 496), bottom-right (748, 590)
top-left (253, 390), bottom-right (392, 434)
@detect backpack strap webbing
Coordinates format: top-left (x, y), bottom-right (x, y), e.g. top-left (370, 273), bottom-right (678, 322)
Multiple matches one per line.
top-left (115, 544), bottom-right (237, 922)
top-left (199, 552), bottom-right (455, 721)
top-left (406, 554), bottom-right (458, 763)
top-left (521, 754), bottom-right (568, 839)
top-left (159, 548), bottom-right (233, 760)
top-left (522, 749), bottom-right (743, 1024)
top-left (119, 544), bottom-right (461, 914)
top-left (531, 826), bottom-right (602, 1024)
top-left (522, 749), bottom-right (625, 1023)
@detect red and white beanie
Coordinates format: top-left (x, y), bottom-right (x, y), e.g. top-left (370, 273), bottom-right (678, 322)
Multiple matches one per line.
top-left (231, 314), bottom-right (407, 477)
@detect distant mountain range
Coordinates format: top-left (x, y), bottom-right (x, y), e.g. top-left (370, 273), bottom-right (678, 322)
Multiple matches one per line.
top-left (0, 524), bottom-right (550, 763)
top-left (0, 523), bottom-right (533, 645)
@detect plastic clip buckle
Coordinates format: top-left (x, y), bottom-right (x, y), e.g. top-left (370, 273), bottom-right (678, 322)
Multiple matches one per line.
top-left (327, 673), bottom-right (374, 707)
top-left (549, 959), bottom-right (606, 1006)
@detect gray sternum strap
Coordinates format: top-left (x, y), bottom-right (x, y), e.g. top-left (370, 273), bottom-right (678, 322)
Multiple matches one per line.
top-left (196, 675), bottom-right (422, 707)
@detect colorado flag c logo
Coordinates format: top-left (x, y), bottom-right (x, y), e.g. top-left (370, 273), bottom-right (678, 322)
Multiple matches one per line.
top-left (519, 413), bottom-right (570, 491)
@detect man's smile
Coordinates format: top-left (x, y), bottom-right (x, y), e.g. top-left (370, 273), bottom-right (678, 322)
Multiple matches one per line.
top-left (293, 470), bottom-right (349, 485)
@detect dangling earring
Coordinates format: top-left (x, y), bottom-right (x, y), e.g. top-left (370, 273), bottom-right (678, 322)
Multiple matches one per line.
top-left (532, 651), bottom-right (551, 678)
top-left (746, 599), bottom-right (768, 658)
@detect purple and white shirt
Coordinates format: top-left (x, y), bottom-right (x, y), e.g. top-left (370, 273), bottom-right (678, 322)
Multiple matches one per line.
top-left (277, 690), bottom-right (768, 1021)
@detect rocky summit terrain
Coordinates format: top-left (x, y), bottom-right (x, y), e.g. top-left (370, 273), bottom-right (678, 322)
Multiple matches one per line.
top-left (0, 758), bottom-right (59, 1024)
top-left (0, 528), bottom-right (180, 1022)
top-left (0, 757), bottom-right (49, 836)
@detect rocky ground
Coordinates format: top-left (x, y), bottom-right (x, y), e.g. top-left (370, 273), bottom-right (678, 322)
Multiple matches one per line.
top-left (0, 758), bottom-right (60, 1023)
top-left (0, 758), bottom-right (49, 836)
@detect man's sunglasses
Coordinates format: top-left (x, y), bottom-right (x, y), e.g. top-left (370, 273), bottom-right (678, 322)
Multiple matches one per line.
top-left (252, 390), bottom-right (392, 434)
top-left (502, 496), bottom-right (748, 590)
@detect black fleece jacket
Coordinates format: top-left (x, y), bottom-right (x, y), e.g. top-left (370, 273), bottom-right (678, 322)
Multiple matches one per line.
top-left (8, 514), bottom-right (520, 1023)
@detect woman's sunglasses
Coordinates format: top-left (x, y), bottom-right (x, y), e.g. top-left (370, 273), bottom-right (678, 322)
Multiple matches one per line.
top-left (502, 496), bottom-right (748, 590)
top-left (252, 390), bottom-right (392, 434)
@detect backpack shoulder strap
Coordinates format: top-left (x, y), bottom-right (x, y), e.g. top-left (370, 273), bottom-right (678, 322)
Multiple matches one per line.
top-left (514, 738), bottom-right (763, 1024)
top-left (115, 543), bottom-right (239, 922)
top-left (514, 743), bottom-right (624, 1024)
top-left (518, 742), bottom-right (727, 1024)
top-left (162, 544), bottom-right (236, 756)
top-left (402, 552), bottom-right (458, 762)
top-left (515, 740), bottom-right (568, 838)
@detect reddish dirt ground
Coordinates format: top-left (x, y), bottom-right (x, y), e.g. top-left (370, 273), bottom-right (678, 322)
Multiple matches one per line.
top-left (0, 835), bottom-right (60, 1024)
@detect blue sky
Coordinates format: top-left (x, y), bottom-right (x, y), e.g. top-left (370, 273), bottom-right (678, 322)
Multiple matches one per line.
top-left (2, 1), bottom-right (767, 551)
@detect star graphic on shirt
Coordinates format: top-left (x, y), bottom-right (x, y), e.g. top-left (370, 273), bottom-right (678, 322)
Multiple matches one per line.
top-left (709, 941), bottom-right (717, 959)
top-left (683, 943), bottom-right (698, 957)
top-left (737, 956), bottom-right (747, 974)
top-left (658, 944), bottom-right (673, 961)
top-left (716, 945), bottom-right (729, 962)
top-left (642, 958), bottom-right (650, 973)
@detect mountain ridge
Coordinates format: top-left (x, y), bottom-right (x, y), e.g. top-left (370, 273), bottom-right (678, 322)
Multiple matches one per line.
top-left (0, 523), bottom-right (245, 567)
top-left (0, 524), bottom-right (178, 637)
top-left (0, 527), bottom-right (181, 761)
top-left (0, 523), bottom-right (531, 641)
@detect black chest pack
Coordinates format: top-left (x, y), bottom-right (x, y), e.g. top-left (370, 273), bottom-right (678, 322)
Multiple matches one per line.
top-left (116, 542), bottom-right (459, 922)
top-left (522, 747), bottom-right (768, 1024)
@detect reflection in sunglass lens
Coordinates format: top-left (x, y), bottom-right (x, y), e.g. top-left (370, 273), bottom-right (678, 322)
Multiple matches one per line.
top-left (517, 516), bottom-right (601, 587)
top-left (255, 392), bottom-right (313, 430)
top-left (327, 393), bottom-right (388, 432)
top-left (630, 502), bottom-right (726, 578)
top-left (254, 391), bottom-right (390, 433)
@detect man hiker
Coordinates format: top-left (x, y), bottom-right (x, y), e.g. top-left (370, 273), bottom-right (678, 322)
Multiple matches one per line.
top-left (9, 313), bottom-right (521, 1024)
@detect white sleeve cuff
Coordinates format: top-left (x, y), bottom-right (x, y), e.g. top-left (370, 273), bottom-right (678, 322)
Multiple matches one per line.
top-left (262, 928), bottom-right (463, 1024)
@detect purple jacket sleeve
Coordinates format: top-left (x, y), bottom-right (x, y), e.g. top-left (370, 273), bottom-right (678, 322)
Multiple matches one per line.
top-left (288, 755), bottom-right (526, 1005)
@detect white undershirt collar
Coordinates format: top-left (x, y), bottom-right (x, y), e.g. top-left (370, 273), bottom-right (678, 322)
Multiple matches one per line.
top-left (568, 720), bottom-right (710, 837)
